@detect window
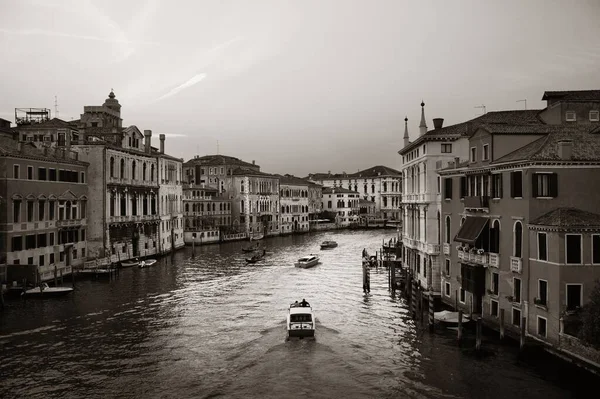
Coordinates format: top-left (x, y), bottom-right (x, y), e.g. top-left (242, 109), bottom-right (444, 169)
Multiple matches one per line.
top-left (437, 176), bottom-right (441, 193)
top-left (459, 176), bottom-right (466, 199)
top-left (50, 253), bottom-right (55, 264)
top-left (492, 272), bottom-right (499, 295)
top-left (532, 173), bottom-right (557, 198)
top-left (441, 143), bottom-right (452, 153)
top-left (512, 307), bottom-right (522, 326)
top-left (513, 221), bottom-right (522, 258)
top-left (490, 220), bottom-right (500, 253)
top-left (39, 255), bottom-right (45, 266)
top-left (444, 178), bottom-right (453, 200)
top-left (27, 201), bottom-right (34, 222)
top-left (120, 159), bottom-right (125, 179)
top-left (11, 236), bottom-right (23, 251)
top-left (566, 284), bottom-right (582, 311)
top-left (538, 232), bottom-right (547, 261)
top-left (110, 157), bottom-right (115, 177)
top-left (470, 147), bottom-right (476, 162)
top-left (538, 279), bottom-right (548, 306)
top-left (445, 259), bottom-right (450, 275)
top-left (593, 235), bottom-right (600, 264)
top-left (565, 111), bottom-right (576, 121)
top-left (13, 164), bottom-right (19, 179)
top-left (590, 110), bottom-right (600, 122)
top-left (482, 144), bottom-right (489, 161)
top-left (48, 201), bottom-right (55, 220)
top-left (565, 234), bottom-right (582, 264)
top-left (80, 172), bottom-right (85, 184)
top-left (13, 200), bottom-right (21, 223)
top-left (445, 216), bottom-right (451, 244)
top-left (537, 316), bottom-right (547, 337)
top-left (459, 288), bottom-right (466, 303)
top-left (38, 201), bottom-right (45, 221)
top-left (491, 300), bottom-right (499, 317)
top-left (49, 232), bottom-right (54, 245)
top-left (510, 171), bottom-right (523, 198)
top-left (444, 282), bottom-right (450, 297)
top-left (492, 174), bottom-right (502, 198)
top-left (513, 277), bottom-right (521, 303)
top-left (38, 167), bottom-right (47, 181)
top-left (49, 168), bottom-right (57, 181)
top-left (27, 166), bottom-right (33, 180)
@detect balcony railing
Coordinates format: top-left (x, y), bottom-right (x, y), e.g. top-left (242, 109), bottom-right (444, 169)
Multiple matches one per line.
top-left (401, 193), bottom-right (437, 203)
top-left (457, 250), bottom-right (500, 268)
top-left (463, 196), bottom-right (490, 211)
top-left (488, 253), bottom-right (500, 268)
top-left (510, 256), bottom-right (522, 273)
top-left (56, 218), bottom-right (84, 227)
top-left (443, 243), bottom-right (451, 255)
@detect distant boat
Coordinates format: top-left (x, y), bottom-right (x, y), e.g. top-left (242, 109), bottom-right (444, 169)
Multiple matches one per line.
top-left (249, 233), bottom-right (264, 241)
top-left (139, 259), bottom-right (157, 268)
top-left (246, 251), bottom-right (266, 264)
top-left (295, 255), bottom-right (320, 269)
top-left (22, 283), bottom-right (73, 297)
top-left (320, 240), bottom-right (338, 249)
top-left (121, 259), bottom-right (139, 268)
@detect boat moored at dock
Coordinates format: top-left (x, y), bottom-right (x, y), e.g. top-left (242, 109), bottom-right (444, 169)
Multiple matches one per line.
top-left (22, 283), bottom-right (74, 297)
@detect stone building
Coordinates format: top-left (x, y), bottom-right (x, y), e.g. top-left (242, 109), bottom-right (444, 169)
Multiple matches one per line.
top-left (306, 165), bottom-right (402, 220)
top-left (183, 154), bottom-right (259, 190)
top-left (278, 174), bottom-right (310, 234)
top-left (307, 181), bottom-right (323, 220)
top-left (157, 135), bottom-right (184, 254)
top-left (321, 187), bottom-right (360, 227)
top-left (0, 136), bottom-right (88, 281)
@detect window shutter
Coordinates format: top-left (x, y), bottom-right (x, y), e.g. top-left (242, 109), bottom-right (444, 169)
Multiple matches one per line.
top-left (510, 172), bottom-right (515, 198)
top-left (460, 176), bottom-right (467, 198)
top-left (532, 174), bottom-right (539, 198)
top-left (549, 173), bottom-right (558, 197)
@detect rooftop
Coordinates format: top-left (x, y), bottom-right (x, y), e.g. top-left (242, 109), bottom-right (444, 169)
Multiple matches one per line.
top-left (184, 154), bottom-right (258, 169)
top-left (278, 174), bottom-right (311, 186)
top-left (530, 207), bottom-right (600, 228)
top-left (0, 136), bottom-right (88, 165)
top-left (542, 90), bottom-right (600, 102)
top-left (322, 186), bottom-right (359, 195)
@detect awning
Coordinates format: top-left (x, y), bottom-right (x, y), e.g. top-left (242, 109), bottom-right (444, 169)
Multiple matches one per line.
top-left (454, 216), bottom-right (488, 245)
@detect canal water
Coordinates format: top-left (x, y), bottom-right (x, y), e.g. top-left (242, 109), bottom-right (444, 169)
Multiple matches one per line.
top-left (0, 230), bottom-right (596, 398)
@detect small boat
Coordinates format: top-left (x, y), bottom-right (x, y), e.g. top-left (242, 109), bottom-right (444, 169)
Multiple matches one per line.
top-left (120, 259), bottom-right (139, 268)
top-left (242, 243), bottom-right (260, 253)
top-left (320, 240), bottom-right (338, 249)
top-left (287, 300), bottom-right (315, 338)
top-left (295, 255), bottom-right (320, 269)
top-left (249, 233), bottom-right (264, 241)
top-left (139, 259), bottom-right (157, 268)
top-left (434, 310), bottom-right (471, 327)
top-left (246, 253), bottom-right (265, 264)
top-left (22, 283), bottom-right (74, 297)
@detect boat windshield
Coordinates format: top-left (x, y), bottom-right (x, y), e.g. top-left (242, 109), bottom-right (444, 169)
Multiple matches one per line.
top-left (290, 314), bottom-right (312, 323)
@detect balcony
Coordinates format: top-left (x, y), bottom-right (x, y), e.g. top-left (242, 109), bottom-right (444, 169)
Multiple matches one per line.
top-left (402, 193), bottom-right (437, 204)
top-left (488, 253), bottom-right (500, 268)
top-left (56, 218), bottom-right (84, 228)
top-left (510, 256), bottom-right (522, 273)
top-left (443, 243), bottom-right (451, 255)
top-left (457, 249), bottom-right (488, 265)
top-left (463, 196), bottom-right (490, 212)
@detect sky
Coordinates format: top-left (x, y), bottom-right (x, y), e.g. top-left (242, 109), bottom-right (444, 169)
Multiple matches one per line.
top-left (1, 0), bottom-right (600, 176)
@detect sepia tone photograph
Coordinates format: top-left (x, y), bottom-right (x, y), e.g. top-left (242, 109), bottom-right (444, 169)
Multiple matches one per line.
top-left (1, 0), bottom-right (600, 398)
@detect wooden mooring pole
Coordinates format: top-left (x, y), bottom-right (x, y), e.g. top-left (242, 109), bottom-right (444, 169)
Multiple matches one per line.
top-left (428, 291), bottom-right (435, 332)
top-left (499, 309), bottom-right (505, 341)
top-left (476, 317), bottom-right (482, 351)
top-left (520, 317), bottom-right (527, 351)
top-left (54, 265), bottom-right (58, 287)
top-left (191, 238), bottom-right (196, 259)
top-left (457, 310), bottom-right (463, 345)
top-left (418, 288), bottom-right (424, 324)
top-left (362, 259), bottom-right (370, 293)
top-left (411, 280), bottom-right (417, 320)
top-left (390, 260), bottom-right (396, 291)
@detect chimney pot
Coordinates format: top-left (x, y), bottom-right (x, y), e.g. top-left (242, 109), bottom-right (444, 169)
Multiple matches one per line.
top-left (144, 130), bottom-right (152, 154)
top-left (159, 134), bottom-right (165, 154)
top-left (433, 118), bottom-right (444, 130)
top-left (557, 139), bottom-right (573, 160)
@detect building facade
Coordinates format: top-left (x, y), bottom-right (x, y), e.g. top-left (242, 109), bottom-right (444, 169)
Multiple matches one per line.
top-left (1, 137), bottom-right (88, 281)
top-left (157, 134), bottom-right (184, 254)
top-left (278, 175), bottom-right (310, 234)
top-left (321, 187), bottom-right (360, 227)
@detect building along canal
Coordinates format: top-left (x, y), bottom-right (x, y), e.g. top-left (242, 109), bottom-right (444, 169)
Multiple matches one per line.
top-left (0, 230), bottom-right (598, 398)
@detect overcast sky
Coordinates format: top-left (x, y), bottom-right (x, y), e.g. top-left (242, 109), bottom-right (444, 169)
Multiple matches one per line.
top-left (2, 0), bottom-right (599, 176)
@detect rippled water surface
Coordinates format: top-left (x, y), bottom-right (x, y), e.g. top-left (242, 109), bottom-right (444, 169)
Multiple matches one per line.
top-left (0, 231), bottom-right (594, 398)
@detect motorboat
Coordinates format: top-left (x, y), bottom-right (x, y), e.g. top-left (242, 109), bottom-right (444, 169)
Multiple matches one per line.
top-left (294, 255), bottom-right (320, 269)
top-left (22, 283), bottom-right (74, 297)
top-left (287, 301), bottom-right (315, 338)
top-left (139, 259), bottom-right (157, 268)
top-left (120, 259), bottom-right (139, 268)
top-left (320, 240), bottom-right (338, 249)
top-left (249, 232), bottom-right (264, 241)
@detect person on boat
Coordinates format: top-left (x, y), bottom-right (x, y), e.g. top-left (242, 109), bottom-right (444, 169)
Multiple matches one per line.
top-left (293, 300), bottom-right (299, 307)
top-left (300, 299), bottom-right (308, 307)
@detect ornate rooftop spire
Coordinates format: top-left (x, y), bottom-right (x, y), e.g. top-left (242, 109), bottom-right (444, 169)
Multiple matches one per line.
top-left (419, 100), bottom-right (427, 136)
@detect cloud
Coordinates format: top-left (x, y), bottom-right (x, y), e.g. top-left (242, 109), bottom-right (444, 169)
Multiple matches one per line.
top-left (155, 73), bottom-right (208, 102)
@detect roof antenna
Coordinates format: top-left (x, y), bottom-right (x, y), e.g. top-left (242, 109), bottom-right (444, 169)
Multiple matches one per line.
top-left (54, 96), bottom-right (59, 119)
top-left (474, 104), bottom-right (486, 115)
top-left (516, 99), bottom-right (527, 110)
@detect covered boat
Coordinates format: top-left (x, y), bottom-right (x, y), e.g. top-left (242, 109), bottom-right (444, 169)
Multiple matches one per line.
top-left (294, 255), bottom-right (320, 268)
top-left (287, 300), bottom-right (315, 338)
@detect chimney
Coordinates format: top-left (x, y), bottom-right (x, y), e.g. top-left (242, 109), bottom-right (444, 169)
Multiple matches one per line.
top-left (557, 140), bottom-right (573, 160)
top-left (433, 118), bottom-right (444, 130)
top-left (252, 160), bottom-right (255, 165)
top-left (159, 134), bottom-right (165, 154)
top-left (144, 130), bottom-right (152, 154)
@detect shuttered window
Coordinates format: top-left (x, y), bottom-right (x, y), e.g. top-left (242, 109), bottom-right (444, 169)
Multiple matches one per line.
top-left (444, 178), bottom-right (453, 200)
top-left (532, 173), bottom-right (558, 198)
top-left (510, 171), bottom-right (523, 198)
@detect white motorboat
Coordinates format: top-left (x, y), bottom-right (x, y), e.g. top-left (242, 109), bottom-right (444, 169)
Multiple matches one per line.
top-left (287, 301), bottom-right (315, 338)
top-left (320, 240), bottom-right (338, 249)
top-left (139, 259), bottom-right (157, 268)
top-left (120, 259), bottom-right (139, 268)
top-left (434, 310), bottom-right (472, 327)
top-left (294, 255), bottom-right (320, 268)
top-left (23, 283), bottom-right (74, 297)
top-left (250, 233), bottom-right (264, 241)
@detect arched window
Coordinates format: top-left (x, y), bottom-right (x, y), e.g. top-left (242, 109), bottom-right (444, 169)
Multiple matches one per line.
top-left (143, 163), bottom-right (147, 180)
top-left (132, 161), bottom-right (136, 180)
top-left (120, 159), bottom-right (125, 179)
top-left (110, 157), bottom-right (115, 178)
top-left (185, 203), bottom-right (189, 212)
top-left (445, 215), bottom-right (451, 244)
top-left (491, 220), bottom-right (500, 253)
top-left (437, 211), bottom-right (441, 244)
top-left (150, 164), bottom-right (155, 181)
top-left (514, 221), bottom-right (523, 257)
